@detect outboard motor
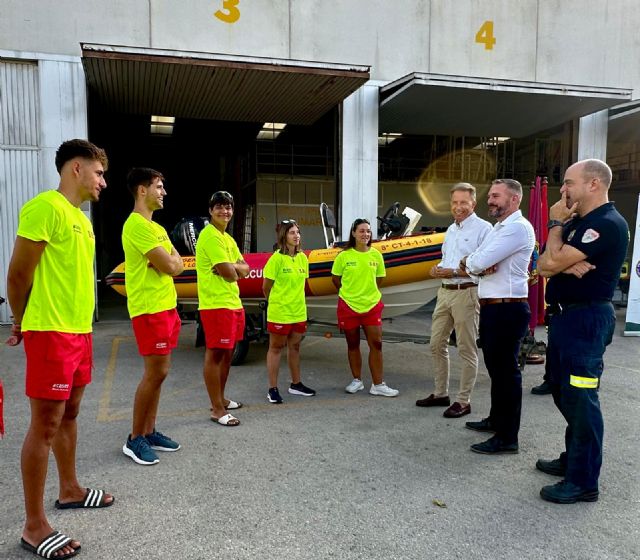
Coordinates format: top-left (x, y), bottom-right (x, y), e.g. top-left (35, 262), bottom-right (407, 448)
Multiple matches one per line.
top-left (170, 217), bottom-right (208, 255)
top-left (377, 202), bottom-right (410, 239)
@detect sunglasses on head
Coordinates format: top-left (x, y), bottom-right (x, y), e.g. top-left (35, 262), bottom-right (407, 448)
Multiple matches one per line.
top-left (280, 219), bottom-right (297, 225)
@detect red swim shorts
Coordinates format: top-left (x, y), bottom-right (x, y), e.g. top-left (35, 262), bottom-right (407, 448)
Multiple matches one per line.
top-left (267, 321), bottom-right (307, 335)
top-left (200, 308), bottom-right (245, 349)
top-left (131, 308), bottom-right (181, 356)
top-left (337, 298), bottom-right (384, 331)
top-left (24, 331), bottom-right (93, 400)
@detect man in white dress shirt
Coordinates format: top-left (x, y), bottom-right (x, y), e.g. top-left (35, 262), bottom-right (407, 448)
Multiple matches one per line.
top-left (461, 179), bottom-right (535, 454)
top-left (416, 183), bottom-right (491, 418)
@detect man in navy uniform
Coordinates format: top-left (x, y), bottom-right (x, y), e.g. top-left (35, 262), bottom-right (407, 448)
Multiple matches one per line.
top-left (537, 159), bottom-right (629, 504)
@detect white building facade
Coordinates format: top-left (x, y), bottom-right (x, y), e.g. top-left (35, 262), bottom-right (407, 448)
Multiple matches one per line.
top-left (1, 0), bottom-right (639, 322)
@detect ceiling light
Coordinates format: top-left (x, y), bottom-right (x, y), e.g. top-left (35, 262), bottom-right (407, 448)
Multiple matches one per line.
top-left (257, 122), bottom-right (287, 140)
top-left (378, 132), bottom-right (402, 146)
top-left (150, 115), bottom-right (175, 135)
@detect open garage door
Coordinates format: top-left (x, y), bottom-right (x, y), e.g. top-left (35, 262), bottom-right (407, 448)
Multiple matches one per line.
top-left (81, 43), bottom-right (369, 125)
top-left (379, 73), bottom-right (631, 137)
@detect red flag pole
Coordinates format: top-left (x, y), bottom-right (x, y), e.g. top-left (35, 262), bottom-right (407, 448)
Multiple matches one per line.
top-left (537, 177), bottom-right (549, 325)
top-left (527, 178), bottom-right (542, 333)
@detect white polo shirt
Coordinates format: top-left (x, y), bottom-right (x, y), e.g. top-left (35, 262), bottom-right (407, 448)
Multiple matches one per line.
top-left (439, 212), bottom-right (492, 286)
top-left (465, 210), bottom-right (535, 298)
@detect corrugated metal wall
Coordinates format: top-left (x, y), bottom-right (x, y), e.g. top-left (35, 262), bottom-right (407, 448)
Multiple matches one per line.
top-left (0, 60), bottom-right (40, 324)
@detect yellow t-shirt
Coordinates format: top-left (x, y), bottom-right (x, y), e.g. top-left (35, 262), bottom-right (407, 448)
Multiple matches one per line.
top-left (17, 190), bottom-right (95, 333)
top-left (263, 251), bottom-right (309, 324)
top-left (122, 213), bottom-right (178, 318)
top-left (196, 224), bottom-right (243, 310)
top-left (331, 247), bottom-right (385, 313)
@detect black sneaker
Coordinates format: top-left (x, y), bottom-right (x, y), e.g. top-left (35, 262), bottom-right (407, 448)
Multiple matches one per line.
top-left (267, 387), bottom-right (283, 404)
top-left (288, 382), bottom-right (316, 397)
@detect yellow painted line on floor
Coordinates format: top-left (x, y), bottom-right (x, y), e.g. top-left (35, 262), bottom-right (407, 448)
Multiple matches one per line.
top-left (97, 336), bottom-right (131, 422)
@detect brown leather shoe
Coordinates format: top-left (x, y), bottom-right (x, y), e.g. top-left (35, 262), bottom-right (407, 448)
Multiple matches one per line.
top-left (443, 402), bottom-right (471, 418)
top-left (416, 394), bottom-right (451, 407)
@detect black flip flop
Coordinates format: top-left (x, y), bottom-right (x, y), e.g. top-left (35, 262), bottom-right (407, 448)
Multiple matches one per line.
top-left (55, 488), bottom-right (114, 509)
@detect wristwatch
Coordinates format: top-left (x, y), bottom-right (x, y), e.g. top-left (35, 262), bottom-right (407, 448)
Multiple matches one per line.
top-left (547, 220), bottom-right (563, 230)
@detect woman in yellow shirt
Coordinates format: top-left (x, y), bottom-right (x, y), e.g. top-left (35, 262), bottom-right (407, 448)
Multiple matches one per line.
top-left (331, 218), bottom-right (398, 397)
top-left (263, 220), bottom-right (315, 403)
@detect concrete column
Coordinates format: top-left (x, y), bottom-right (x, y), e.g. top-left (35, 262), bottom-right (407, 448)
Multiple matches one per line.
top-left (577, 109), bottom-right (609, 161)
top-left (340, 83), bottom-right (379, 239)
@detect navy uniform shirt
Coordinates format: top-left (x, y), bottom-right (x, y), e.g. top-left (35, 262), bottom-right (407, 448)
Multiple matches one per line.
top-left (546, 202), bottom-right (629, 306)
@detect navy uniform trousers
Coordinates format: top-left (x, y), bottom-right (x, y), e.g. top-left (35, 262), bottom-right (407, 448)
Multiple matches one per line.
top-left (478, 301), bottom-right (531, 445)
top-left (547, 302), bottom-right (615, 490)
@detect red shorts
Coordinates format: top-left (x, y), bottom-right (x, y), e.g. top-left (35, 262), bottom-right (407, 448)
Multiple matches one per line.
top-left (24, 331), bottom-right (93, 400)
top-left (337, 298), bottom-right (384, 331)
top-left (267, 321), bottom-right (307, 335)
top-left (132, 308), bottom-right (181, 356)
top-left (200, 308), bottom-right (245, 349)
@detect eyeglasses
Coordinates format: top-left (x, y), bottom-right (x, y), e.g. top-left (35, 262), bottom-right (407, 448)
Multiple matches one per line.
top-left (280, 219), bottom-right (297, 225)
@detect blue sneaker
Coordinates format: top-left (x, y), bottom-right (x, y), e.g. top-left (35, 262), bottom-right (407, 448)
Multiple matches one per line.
top-left (267, 387), bottom-right (283, 404)
top-left (146, 429), bottom-right (181, 452)
top-left (123, 434), bottom-right (159, 465)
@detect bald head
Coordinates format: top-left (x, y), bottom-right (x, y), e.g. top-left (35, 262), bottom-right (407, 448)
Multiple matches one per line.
top-left (574, 159), bottom-right (612, 190)
top-left (561, 159), bottom-right (611, 216)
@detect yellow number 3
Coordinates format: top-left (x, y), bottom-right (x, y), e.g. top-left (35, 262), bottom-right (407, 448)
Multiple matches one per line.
top-left (475, 20), bottom-right (496, 50)
top-left (214, 0), bottom-right (240, 23)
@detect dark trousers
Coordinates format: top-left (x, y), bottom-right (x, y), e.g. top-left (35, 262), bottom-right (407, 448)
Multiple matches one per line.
top-left (547, 303), bottom-right (615, 490)
top-left (479, 302), bottom-right (530, 444)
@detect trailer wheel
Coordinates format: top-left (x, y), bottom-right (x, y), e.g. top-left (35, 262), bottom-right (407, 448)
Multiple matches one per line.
top-left (231, 339), bottom-right (250, 365)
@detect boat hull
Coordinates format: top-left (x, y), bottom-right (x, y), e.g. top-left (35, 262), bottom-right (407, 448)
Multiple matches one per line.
top-left (105, 233), bottom-right (445, 317)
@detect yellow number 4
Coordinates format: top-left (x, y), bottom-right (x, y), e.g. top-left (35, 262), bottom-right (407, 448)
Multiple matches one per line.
top-left (214, 0), bottom-right (240, 23)
top-left (475, 20), bottom-right (496, 50)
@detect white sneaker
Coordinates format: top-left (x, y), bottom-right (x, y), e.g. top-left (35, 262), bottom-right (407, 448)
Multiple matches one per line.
top-left (369, 382), bottom-right (399, 397)
top-left (345, 378), bottom-right (365, 393)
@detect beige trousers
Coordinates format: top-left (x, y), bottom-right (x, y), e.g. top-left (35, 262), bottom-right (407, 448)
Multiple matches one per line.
top-left (429, 286), bottom-right (480, 404)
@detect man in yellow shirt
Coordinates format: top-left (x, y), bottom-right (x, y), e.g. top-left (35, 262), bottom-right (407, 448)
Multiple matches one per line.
top-left (121, 168), bottom-right (184, 466)
top-left (6, 139), bottom-right (114, 559)
top-left (196, 191), bottom-right (249, 426)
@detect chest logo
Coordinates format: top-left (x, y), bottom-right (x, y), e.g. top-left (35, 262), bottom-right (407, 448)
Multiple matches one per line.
top-left (581, 229), bottom-right (600, 244)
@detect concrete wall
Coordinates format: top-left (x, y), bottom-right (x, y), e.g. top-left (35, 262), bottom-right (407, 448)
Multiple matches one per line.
top-left (1, 0), bottom-right (639, 95)
top-left (0, 52), bottom-right (88, 323)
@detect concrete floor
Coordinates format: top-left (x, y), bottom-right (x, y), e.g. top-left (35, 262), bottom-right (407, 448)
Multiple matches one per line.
top-left (0, 304), bottom-right (638, 560)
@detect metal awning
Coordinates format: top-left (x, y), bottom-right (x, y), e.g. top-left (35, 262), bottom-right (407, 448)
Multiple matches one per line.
top-left (379, 73), bottom-right (632, 137)
top-left (608, 100), bottom-right (640, 144)
top-left (81, 44), bottom-right (370, 125)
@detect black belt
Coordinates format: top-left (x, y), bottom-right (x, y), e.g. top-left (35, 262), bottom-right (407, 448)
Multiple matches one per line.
top-left (547, 300), bottom-right (611, 314)
top-left (441, 282), bottom-right (477, 290)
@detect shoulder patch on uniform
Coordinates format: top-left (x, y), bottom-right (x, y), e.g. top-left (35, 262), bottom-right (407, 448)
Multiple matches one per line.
top-left (581, 229), bottom-right (600, 243)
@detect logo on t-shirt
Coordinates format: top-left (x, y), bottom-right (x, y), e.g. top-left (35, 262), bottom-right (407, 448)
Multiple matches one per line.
top-left (581, 229), bottom-right (600, 244)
